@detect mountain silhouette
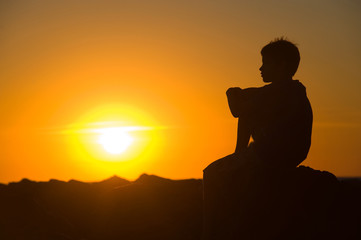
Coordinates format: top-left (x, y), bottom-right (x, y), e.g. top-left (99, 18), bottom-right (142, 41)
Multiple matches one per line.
top-left (91, 175), bottom-right (130, 190)
top-left (0, 168), bottom-right (360, 240)
top-left (0, 173), bottom-right (202, 240)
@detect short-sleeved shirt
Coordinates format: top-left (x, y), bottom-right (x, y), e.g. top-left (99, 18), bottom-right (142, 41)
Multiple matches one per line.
top-left (241, 80), bottom-right (313, 168)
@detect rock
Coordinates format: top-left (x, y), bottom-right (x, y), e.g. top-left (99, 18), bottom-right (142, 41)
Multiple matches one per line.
top-left (203, 162), bottom-right (359, 240)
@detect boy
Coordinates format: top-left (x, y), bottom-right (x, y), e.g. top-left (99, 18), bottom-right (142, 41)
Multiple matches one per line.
top-left (227, 37), bottom-right (313, 168)
top-left (202, 38), bottom-right (313, 239)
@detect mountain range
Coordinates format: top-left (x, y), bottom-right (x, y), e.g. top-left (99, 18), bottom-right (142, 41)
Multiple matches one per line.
top-left (0, 169), bottom-right (360, 240)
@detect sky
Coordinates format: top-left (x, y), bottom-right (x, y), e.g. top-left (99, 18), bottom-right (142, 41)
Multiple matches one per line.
top-left (0, 0), bottom-right (360, 183)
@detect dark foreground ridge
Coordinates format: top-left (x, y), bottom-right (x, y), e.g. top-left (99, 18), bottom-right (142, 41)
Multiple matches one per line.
top-left (0, 168), bottom-right (360, 240)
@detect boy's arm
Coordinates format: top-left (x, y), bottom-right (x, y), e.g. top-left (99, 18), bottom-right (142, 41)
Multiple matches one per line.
top-left (226, 87), bottom-right (260, 118)
top-left (226, 87), bottom-right (242, 117)
top-left (235, 117), bottom-right (251, 154)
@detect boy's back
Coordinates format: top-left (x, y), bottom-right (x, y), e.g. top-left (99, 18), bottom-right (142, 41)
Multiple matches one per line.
top-left (242, 79), bottom-right (313, 167)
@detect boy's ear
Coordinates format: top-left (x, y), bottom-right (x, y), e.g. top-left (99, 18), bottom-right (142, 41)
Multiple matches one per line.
top-left (279, 60), bottom-right (287, 69)
top-left (279, 60), bottom-right (290, 75)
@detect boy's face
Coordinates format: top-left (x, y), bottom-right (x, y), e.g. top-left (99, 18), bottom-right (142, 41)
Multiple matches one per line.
top-left (259, 55), bottom-right (287, 83)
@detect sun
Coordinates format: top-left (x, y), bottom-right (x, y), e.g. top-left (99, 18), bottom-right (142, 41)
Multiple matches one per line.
top-left (97, 128), bottom-right (134, 154)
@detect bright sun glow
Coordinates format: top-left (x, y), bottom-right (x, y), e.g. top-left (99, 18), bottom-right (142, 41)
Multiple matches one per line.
top-left (97, 128), bottom-right (134, 155)
top-left (65, 105), bottom-right (159, 165)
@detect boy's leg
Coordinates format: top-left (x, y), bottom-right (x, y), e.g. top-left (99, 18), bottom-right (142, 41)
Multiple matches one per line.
top-left (202, 154), bottom-right (238, 240)
top-left (235, 117), bottom-right (251, 154)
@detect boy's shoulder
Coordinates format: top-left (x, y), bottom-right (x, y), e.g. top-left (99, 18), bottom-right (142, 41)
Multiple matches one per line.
top-left (262, 80), bottom-right (307, 95)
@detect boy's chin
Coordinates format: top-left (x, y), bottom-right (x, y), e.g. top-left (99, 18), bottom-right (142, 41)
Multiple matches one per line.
top-left (262, 77), bottom-right (272, 83)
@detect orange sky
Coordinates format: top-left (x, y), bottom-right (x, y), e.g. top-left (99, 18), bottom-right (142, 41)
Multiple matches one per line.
top-left (1, 0), bottom-right (360, 183)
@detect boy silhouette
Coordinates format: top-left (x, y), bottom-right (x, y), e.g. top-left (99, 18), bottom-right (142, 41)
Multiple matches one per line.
top-left (202, 38), bottom-right (313, 240)
top-left (227, 38), bottom-right (313, 168)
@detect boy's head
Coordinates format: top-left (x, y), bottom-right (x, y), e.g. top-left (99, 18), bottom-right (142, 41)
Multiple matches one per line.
top-left (259, 37), bottom-right (300, 83)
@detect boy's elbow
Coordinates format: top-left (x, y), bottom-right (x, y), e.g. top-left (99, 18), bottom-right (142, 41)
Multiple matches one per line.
top-left (230, 109), bottom-right (240, 118)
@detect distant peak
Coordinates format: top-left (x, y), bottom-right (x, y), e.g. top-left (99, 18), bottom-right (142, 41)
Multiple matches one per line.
top-left (68, 179), bottom-right (85, 184)
top-left (20, 178), bottom-right (35, 184)
top-left (95, 175), bottom-right (130, 187)
top-left (108, 175), bottom-right (121, 180)
top-left (49, 179), bottom-right (66, 184)
top-left (135, 173), bottom-right (172, 184)
top-left (102, 175), bottom-right (128, 182)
